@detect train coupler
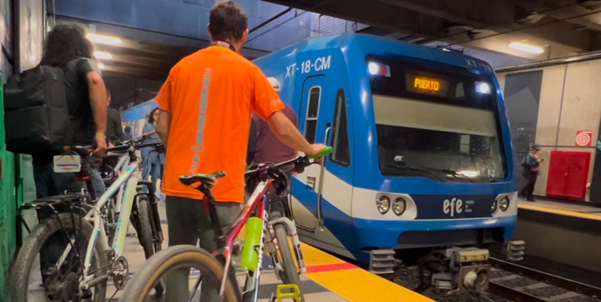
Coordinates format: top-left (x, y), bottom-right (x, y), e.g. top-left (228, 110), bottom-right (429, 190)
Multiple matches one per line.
top-left (423, 247), bottom-right (490, 293)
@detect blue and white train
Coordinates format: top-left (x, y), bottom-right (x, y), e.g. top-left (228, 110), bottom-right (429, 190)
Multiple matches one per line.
top-left (255, 34), bottom-right (522, 291)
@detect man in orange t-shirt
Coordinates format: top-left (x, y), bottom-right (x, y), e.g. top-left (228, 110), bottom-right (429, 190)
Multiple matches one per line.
top-left (155, 1), bottom-right (326, 300)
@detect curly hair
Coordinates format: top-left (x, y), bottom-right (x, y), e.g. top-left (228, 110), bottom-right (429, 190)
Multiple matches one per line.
top-left (148, 107), bottom-right (160, 124)
top-left (41, 24), bottom-right (94, 67)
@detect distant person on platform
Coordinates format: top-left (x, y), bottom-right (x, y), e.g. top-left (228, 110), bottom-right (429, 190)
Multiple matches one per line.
top-left (142, 107), bottom-right (165, 192)
top-left (106, 89), bottom-right (124, 145)
top-left (520, 143), bottom-right (543, 202)
top-left (123, 125), bottom-right (133, 141)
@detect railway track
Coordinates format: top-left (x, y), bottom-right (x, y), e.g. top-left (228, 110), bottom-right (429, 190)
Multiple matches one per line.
top-left (488, 257), bottom-right (601, 302)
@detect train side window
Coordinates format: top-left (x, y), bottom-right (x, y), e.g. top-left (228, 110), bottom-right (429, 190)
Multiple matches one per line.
top-left (331, 89), bottom-right (350, 166)
top-left (305, 86), bottom-right (321, 143)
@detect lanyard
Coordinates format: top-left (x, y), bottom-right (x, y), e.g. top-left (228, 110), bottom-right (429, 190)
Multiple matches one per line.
top-left (211, 41), bottom-right (236, 52)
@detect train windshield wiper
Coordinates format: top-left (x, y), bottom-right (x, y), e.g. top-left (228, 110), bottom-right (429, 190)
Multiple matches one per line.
top-left (384, 163), bottom-right (443, 182)
top-left (438, 169), bottom-right (475, 183)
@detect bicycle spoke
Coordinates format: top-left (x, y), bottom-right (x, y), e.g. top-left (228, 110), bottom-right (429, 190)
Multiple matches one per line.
top-left (188, 272), bottom-right (203, 302)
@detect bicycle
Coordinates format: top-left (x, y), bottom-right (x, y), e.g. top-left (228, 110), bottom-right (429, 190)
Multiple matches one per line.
top-left (10, 139), bottom-right (165, 302)
top-left (119, 147), bottom-right (332, 302)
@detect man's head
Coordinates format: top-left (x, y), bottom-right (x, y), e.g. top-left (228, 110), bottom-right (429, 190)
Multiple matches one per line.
top-left (267, 77), bottom-right (280, 94)
top-left (208, 0), bottom-right (249, 52)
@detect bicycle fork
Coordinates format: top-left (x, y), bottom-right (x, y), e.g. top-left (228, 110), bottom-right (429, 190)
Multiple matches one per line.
top-left (268, 217), bottom-right (307, 275)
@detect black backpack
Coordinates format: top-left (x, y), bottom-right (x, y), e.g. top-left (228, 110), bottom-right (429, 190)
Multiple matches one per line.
top-left (4, 64), bottom-right (74, 156)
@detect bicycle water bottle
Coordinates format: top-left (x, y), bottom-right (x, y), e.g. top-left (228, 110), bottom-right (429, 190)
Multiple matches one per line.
top-left (241, 217), bottom-right (263, 272)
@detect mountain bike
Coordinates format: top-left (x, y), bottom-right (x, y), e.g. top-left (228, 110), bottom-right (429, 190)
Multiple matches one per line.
top-left (10, 140), bottom-right (165, 302)
top-left (119, 147), bottom-right (332, 302)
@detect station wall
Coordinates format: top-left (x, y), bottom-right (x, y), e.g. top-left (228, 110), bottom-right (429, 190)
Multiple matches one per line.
top-left (498, 60), bottom-right (601, 202)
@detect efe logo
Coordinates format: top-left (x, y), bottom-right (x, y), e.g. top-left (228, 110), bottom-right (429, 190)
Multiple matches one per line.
top-left (443, 198), bottom-right (463, 217)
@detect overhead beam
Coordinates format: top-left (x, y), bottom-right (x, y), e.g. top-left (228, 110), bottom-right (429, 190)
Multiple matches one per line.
top-left (375, 0), bottom-right (486, 28)
top-left (507, 0), bottom-right (601, 32)
top-left (264, 0), bottom-right (446, 38)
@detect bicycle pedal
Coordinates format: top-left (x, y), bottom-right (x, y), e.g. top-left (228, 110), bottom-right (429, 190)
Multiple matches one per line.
top-left (276, 284), bottom-right (301, 302)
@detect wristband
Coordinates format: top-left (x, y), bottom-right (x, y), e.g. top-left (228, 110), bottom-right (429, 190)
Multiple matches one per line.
top-left (96, 132), bottom-right (106, 139)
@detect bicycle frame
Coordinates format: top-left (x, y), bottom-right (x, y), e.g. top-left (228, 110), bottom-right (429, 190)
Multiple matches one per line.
top-left (211, 174), bottom-right (305, 301)
top-left (54, 155), bottom-right (142, 288)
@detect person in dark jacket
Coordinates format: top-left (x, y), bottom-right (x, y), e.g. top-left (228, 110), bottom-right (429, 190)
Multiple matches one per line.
top-left (520, 143), bottom-right (543, 202)
top-left (34, 24), bottom-right (108, 198)
top-left (106, 89), bottom-right (124, 145)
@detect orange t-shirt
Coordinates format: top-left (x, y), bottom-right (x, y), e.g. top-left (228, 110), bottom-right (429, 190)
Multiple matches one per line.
top-left (156, 46), bottom-right (284, 203)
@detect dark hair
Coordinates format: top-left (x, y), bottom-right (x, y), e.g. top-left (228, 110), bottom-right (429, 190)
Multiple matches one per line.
top-left (41, 24), bottom-right (94, 67)
top-left (148, 108), bottom-right (160, 124)
top-left (124, 126), bottom-right (131, 133)
top-left (209, 0), bottom-right (248, 43)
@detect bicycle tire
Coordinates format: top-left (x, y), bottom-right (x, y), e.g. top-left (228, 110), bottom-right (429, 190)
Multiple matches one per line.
top-left (120, 245), bottom-right (240, 302)
top-left (274, 222), bottom-right (305, 301)
top-left (135, 196), bottom-right (154, 258)
top-left (10, 213), bottom-right (107, 302)
top-left (136, 196), bottom-right (165, 296)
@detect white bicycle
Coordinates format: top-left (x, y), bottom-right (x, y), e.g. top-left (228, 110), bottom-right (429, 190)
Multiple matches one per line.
top-left (10, 140), bottom-right (164, 302)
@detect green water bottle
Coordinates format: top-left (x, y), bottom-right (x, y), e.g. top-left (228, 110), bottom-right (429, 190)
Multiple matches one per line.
top-left (241, 217), bottom-right (263, 272)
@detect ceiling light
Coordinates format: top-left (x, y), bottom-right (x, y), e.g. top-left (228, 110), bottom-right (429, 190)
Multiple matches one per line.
top-left (508, 42), bottom-right (544, 54)
top-left (86, 34), bottom-right (122, 45)
top-left (98, 63), bottom-right (106, 70)
top-left (94, 51), bottom-right (113, 60)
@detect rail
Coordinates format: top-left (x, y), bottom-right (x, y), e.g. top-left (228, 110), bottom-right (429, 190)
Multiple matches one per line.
top-left (489, 257), bottom-right (601, 302)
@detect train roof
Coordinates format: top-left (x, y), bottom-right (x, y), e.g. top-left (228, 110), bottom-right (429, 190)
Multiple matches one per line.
top-left (255, 33), bottom-right (495, 76)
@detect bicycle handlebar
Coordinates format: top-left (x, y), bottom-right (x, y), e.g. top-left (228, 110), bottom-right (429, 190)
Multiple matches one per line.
top-left (245, 146), bottom-right (333, 176)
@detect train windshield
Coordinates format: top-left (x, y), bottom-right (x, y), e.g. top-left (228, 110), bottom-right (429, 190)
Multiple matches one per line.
top-left (368, 55), bottom-right (507, 182)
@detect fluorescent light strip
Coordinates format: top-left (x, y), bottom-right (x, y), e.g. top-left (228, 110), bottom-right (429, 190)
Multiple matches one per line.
top-left (508, 42), bottom-right (544, 54)
top-left (94, 51), bottom-right (113, 60)
top-left (87, 34), bottom-right (122, 45)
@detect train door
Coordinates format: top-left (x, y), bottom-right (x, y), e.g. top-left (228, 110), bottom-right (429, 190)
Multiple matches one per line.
top-left (292, 76), bottom-right (354, 252)
top-left (291, 76), bottom-right (326, 231)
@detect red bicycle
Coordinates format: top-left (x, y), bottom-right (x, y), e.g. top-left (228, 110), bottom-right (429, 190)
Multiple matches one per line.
top-left (120, 147), bottom-right (332, 302)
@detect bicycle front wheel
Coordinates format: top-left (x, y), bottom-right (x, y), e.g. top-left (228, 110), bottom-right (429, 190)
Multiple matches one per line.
top-left (120, 245), bottom-right (240, 302)
top-left (273, 222), bottom-right (305, 301)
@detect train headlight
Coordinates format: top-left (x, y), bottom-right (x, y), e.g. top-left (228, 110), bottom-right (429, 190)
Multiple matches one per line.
top-left (392, 197), bottom-right (406, 216)
top-left (499, 196), bottom-right (510, 212)
top-left (491, 199), bottom-right (498, 213)
top-left (376, 196), bottom-right (391, 214)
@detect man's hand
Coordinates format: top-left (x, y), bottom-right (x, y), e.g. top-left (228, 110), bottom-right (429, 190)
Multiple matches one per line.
top-left (93, 135), bottom-right (108, 157)
top-left (307, 143), bottom-right (328, 164)
top-left (308, 144), bottom-right (328, 156)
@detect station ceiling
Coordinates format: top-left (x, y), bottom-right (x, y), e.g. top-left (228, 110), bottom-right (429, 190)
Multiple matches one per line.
top-left (265, 0), bottom-right (601, 62)
top-left (55, 0), bottom-right (601, 86)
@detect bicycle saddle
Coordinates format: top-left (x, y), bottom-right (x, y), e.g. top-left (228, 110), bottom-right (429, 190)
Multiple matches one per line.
top-left (179, 171), bottom-right (227, 187)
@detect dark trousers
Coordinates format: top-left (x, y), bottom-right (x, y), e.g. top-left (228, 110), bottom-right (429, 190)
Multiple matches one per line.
top-left (520, 172), bottom-right (538, 201)
top-left (165, 196), bottom-right (241, 302)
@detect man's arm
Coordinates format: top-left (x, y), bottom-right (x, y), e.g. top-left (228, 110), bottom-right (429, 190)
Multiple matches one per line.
top-left (156, 109), bottom-right (172, 146)
top-left (266, 111), bottom-right (324, 155)
top-left (87, 71), bottom-right (108, 156)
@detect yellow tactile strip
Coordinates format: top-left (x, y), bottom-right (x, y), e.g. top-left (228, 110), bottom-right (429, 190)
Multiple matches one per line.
top-left (301, 243), bottom-right (435, 302)
top-left (519, 203), bottom-right (601, 221)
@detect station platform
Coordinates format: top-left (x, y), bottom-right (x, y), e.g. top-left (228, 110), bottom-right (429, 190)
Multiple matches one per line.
top-left (518, 198), bottom-right (601, 221)
top-left (107, 202), bottom-right (433, 302)
top-left (514, 197), bottom-right (601, 287)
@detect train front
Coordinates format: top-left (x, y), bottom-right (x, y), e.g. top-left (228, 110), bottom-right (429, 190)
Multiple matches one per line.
top-left (352, 51), bottom-right (522, 293)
